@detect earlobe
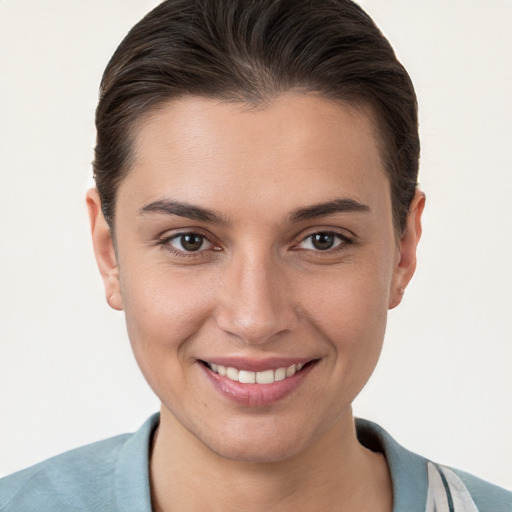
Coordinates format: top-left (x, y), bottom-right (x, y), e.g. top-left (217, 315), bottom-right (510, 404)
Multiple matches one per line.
top-left (388, 190), bottom-right (426, 310)
top-left (86, 188), bottom-right (123, 311)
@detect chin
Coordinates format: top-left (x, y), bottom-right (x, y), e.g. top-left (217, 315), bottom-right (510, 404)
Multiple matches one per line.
top-left (209, 435), bottom-right (309, 464)
top-left (190, 414), bottom-right (330, 465)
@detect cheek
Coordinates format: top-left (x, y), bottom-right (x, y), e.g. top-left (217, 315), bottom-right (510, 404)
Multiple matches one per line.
top-left (313, 283), bottom-right (388, 358)
top-left (119, 266), bottom-right (215, 373)
top-left (302, 257), bottom-right (393, 373)
top-left (307, 254), bottom-right (391, 326)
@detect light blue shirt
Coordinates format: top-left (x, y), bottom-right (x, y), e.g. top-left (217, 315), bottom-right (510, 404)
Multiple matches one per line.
top-left (1, 414), bottom-right (510, 511)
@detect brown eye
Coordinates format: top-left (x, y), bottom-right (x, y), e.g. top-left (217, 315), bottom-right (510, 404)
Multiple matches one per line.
top-left (312, 233), bottom-right (335, 250)
top-left (168, 233), bottom-right (212, 252)
top-left (298, 232), bottom-right (345, 251)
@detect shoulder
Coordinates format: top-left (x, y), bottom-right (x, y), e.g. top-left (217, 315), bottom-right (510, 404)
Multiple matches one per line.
top-left (355, 418), bottom-right (512, 512)
top-left (0, 413), bottom-right (159, 512)
top-left (448, 466), bottom-right (512, 512)
top-left (425, 461), bottom-right (512, 512)
top-left (0, 434), bottom-right (129, 512)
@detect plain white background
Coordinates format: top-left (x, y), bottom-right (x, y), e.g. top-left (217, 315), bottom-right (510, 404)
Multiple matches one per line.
top-left (1, 0), bottom-right (511, 489)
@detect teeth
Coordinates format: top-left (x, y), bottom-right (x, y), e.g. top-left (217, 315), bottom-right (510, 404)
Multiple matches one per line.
top-left (274, 367), bottom-right (286, 381)
top-left (238, 370), bottom-right (256, 384)
top-left (256, 369), bottom-right (274, 384)
top-left (286, 365), bottom-right (296, 378)
top-left (226, 367), bottom-right (239, 381)
top-left (207, 362), bottom-right (306, 384)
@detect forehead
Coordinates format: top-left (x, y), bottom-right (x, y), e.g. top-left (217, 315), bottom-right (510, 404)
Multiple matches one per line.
top-left (120, 93), bottom-right (390, 221)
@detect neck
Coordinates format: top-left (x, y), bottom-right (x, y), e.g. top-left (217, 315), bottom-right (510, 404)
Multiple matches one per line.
top-left (150, 406), bottom-right (392, 512)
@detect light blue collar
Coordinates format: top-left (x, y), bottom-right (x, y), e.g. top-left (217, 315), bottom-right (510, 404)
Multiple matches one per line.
top-left (115, 413), bottom-right (159, 512)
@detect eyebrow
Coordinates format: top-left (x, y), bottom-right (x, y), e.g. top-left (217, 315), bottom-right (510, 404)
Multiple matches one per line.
top-left (139, 199), bottom-right (226, 224)
top-left (289, 198), bottom-right (370, 222)
top-left (139, 197), bottom-right (370, 224)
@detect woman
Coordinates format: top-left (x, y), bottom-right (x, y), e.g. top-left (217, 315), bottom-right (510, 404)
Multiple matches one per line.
top-left (1, 1), bottom-right (510, 511)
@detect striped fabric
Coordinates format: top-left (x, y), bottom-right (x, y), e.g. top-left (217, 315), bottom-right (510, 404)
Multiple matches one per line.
top-left (426, 462), bottom-right (479, 512)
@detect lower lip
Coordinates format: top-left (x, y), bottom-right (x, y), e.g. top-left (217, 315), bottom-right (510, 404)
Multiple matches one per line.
top-left (200, 362), bottom-right (317, 407)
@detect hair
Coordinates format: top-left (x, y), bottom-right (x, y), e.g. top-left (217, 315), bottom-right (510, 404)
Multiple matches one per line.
top-left (93, 0), bottom-right (419, 234)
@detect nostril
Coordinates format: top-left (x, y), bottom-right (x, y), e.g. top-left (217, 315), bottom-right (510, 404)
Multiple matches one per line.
top-left (214, 264), bottom-right (299, 344)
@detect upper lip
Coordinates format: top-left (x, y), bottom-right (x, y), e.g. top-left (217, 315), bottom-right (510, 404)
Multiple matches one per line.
top-left (198, 357), bottom-right (317, 372)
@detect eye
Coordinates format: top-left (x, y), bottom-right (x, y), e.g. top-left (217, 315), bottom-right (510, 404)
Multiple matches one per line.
top-left (167, 233), bottom-right (213, 252)
top-left (297, 231), bottom-right (347, 251)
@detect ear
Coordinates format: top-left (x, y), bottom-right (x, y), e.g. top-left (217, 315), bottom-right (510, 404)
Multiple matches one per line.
top-left (388, 190), bottom-right (425, 310)
top-left (86, 188), bottom-right (123, 311)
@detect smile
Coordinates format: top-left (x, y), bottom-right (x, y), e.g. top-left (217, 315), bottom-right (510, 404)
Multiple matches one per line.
top-left (200, 359), bottom-right (318, 406)
top-left (205, 362), bottom-right (305, 384)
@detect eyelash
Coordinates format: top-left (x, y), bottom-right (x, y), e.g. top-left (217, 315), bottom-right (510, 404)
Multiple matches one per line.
top-left (159, 231), bottom-right (219, 258)
top-left (158, 229), bottom-right (353, 258)
top-left (293, 230), bottom-right (353, 252)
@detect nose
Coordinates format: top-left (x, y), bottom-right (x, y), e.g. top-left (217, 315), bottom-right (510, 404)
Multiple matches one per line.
top-left (214, 250), bottom-right (298, 345)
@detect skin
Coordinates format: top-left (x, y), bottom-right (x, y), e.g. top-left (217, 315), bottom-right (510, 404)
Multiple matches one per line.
top-left (87, 93), bottom-right (424, 512)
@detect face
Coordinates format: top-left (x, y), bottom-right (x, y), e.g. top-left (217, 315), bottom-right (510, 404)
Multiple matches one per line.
top-left (88, 94), bottom-right (423, 463)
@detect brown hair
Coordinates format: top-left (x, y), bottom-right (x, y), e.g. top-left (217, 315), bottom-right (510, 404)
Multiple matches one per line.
top-left (94, 0), bottom-right (419, 234)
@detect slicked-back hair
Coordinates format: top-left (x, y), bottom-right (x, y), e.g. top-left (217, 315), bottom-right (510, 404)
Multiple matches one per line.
top-left (93, 0), bottom-right (419, 234)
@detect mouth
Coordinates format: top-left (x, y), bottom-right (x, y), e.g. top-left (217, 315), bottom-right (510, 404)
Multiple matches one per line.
top-left (202, 361), bottom-right (309, 384)
top-left (198, 358), bottom-right (319, 406)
